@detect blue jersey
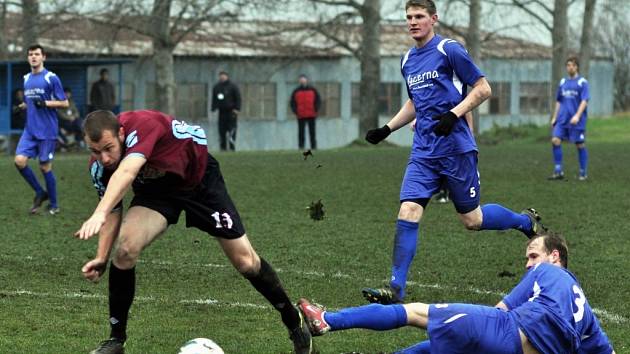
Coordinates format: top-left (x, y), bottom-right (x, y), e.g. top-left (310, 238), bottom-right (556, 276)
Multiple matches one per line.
top-left (401, 34), bottom-right (483, 159)
top-left (23, 68), bottom-right (66, 139)
top-left (503, 263), bottom-right (612, 354)
top-left (556, 75), bottom-right (589, 130)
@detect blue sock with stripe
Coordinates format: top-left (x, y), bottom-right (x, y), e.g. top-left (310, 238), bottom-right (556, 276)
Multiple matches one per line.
top-left (390, 220), bottom-right (419, 300)
top-left (43, 170), bottom-right (58, 208)
top-left (578, 147), bottom-right (588, 177)
top-left (324, 304), bottom-right (407, 331)
top-left (394, 340), bottom-right (431, 354)
top-left (16, 165), bottom-right (44, 195)
top-left (480, 204), bottom-right (531, 235)
top-left (552, 144), bottom-right (563, 174)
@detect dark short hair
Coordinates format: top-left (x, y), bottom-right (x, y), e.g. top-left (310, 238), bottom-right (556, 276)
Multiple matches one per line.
top-left (83, 110), bottom-right (119, 142)
top-left (299, 74), bottom-right (308, 79)
top-left (63, 87), bottom-right (71, 93)
top-left (27, 44), bottom-right (45, 55)
top-left (566, 56), bottom-right (579, 68)
top-left (405, 0), bottom-right (436, 14)
top-left (219, 71), bottom-right (229, 76)
top-left (100, 68), bottom-right (109, 75)
top-left (527, 231), bottom-right (569, 268)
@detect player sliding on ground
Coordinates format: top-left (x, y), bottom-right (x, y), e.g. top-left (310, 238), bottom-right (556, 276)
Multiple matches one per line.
top-left (75, 110), bottom-right (312, 354)
top-left (299, 233), bottom-right (616, 354)
top-left (361, 0), bottom-right (546, 305)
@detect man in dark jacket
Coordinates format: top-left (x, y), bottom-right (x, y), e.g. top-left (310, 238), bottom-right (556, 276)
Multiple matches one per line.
top-left (290, 74), bottom-right (321, 150)
top-left (211, 71), bottom-right (241, 151)
top-left (90, 68), bottom-right (116, 112)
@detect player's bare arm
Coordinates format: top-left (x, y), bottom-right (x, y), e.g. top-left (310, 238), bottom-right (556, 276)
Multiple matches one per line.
top-left (76, 155), bottom-right (146, 240)
top-left (386, 99), bottom-right (416, 132)
top-left (43, 99), bottom-right (69, 109)
top-left (450, 77), bottom-right (491, 118)
top-left (551, 102), bottom-right (560, 125)
top-left (570, 100), bottom-right (588, 125)
top-left (81, 209), bottom-right (122, 282)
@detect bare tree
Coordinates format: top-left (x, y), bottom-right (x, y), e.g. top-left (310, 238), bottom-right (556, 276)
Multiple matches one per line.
top-left (579, 0), bottom-right (596, 77)
top-left (21, 0), bottom-right (39, 47)
top-left (466, 0), bottom-right (481, 63)
top-left (0, 1), bottom-right (8, 60)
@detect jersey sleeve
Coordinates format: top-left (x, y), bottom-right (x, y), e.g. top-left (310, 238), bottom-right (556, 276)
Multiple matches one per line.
top-left (577, 326), bottom-right (614, 354)
top-left (556, 80), bottom-right (563, 102)
top-left (121, 115), bottom-right (167, 160)
top-left (579, 78), bottom-right (590, 102)
top-left (50, 75), bottom-right (67, 101)
top-left (502, 265), bottom-right (538, 310)
top-left (444, 41), bottom-right (484, 87)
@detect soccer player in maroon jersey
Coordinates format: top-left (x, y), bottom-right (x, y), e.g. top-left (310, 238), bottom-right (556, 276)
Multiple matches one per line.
top-left (75, 110), bottom-right (312, 354)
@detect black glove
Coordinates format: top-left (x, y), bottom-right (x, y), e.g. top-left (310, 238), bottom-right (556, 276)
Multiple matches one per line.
top-left (365, 125), bottom-right (391, 144)
top-left (432, 111), bottom-right (458, 136)
top-left (33, 98), bottom-right (46, 109)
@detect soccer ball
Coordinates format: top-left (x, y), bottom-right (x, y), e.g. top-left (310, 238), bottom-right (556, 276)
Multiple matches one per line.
top-left (178, 338), bottom-right (224, 354)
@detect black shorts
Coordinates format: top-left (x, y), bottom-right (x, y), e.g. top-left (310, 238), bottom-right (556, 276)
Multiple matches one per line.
top-left (129, 154), bottom-right (245, 239)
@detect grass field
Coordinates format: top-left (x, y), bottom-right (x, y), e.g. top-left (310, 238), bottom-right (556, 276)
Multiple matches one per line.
top-left (1, 116), bottom-right (629, 353)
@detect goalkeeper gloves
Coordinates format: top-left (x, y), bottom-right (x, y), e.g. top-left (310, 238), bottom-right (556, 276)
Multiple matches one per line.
top-left (432, 111), bottom-right (458, 136)
top-left (33, 98), bottom-right (47, 109)
top-left (365, 125), bottom-right (391, 144)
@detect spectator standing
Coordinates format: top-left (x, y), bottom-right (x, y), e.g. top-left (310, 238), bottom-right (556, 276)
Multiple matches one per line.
top-left (211, 71), bottom-right (241, 151)
top-left (57, 87), bottom-right (83, 147)
top-left (90, 68), bottom-right (116, 112)
top-left (290, 74), bottom-right (321, 150)
top-left (11, 88), bottom-right (26, 130)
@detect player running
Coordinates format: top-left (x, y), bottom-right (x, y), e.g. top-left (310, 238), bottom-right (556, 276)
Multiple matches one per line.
top-left (75, 110), bottom-right (312, 354)
top-left (14, 44), bottom-right (68, 214)
top-left (549, 56), bottom-right (590, 181)
top-left (361, 0), bottom-right (546, 305)
top-left (299, 233), bottom-right (616, 354)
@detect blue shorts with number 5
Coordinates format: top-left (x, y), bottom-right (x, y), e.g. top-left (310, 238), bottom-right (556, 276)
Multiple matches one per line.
top-left (15, 130), bottom-right (56, 163)
top-left (400, 151), bottom-right (480, 213)
top-left (552, 124), bottom-right (585, 143)
top-left (428, 303), bottom-right (523, 354)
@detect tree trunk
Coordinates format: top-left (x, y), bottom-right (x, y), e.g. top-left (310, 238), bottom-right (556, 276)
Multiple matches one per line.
top-left (550, 0), bottom-right (568, 111)
top-left (21, 0), bottom-right (39, 47)
top-left (579, 0), bottom-right (596, 78)
top-left (358, 0), bottom-right (381, 137)
top-left (150, 0), bottom-right (176, 115)
top-left (466, 0), bottom-right (481, 135)
top-left (0, 1), bottom-right (7, 60)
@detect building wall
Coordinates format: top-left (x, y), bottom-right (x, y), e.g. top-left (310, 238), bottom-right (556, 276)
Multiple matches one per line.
top-left (91, 56), bottom-right (614, 151)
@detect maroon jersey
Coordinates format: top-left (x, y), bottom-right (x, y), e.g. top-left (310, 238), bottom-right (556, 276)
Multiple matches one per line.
top-left (118, 110), bottom-right (208, 189)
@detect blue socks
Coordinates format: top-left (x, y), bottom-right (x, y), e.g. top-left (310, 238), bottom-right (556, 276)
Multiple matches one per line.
top-left (552, 144), bottom-right (563, 174)
top-left (324, 304), bottom-right (407, 331)
top-left (17, 165), bottom-right (45, 195)
top-left (578, 146), bottom-right (588, 177)
top-left (480, 204), bottom-right (531, 236)
top-left (395, 340), bottom-right (431, 354)
top-left (43, 170), bottom-right (58, 208)
top-left (390, 220), bottom-right (419, 300)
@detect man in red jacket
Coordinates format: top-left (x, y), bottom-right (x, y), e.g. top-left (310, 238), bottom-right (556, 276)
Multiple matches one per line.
top-left (290, 75), bottom-right (321, 150)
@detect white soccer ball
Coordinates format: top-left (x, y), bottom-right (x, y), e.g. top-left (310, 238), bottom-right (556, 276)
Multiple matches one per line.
top-left (178, 338), bottom-right (224, 354)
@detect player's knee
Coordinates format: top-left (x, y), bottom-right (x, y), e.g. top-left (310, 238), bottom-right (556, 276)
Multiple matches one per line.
top-left (551, 137), bottom-right (561, 145)
top-left (576, 143), bottom-right (585, 149)
top-left (39, 163), bottom-right (51, 173)
top-left (398, 202), bottom-right (422, 221)
top-left (462, 218), bottom-right (481, 230)
top-left (114, 242), bottom-right (142, 268)
top-left (234, 253), bottom-right (260, 277)
top-left (14, 156), bottom-right (27, 169)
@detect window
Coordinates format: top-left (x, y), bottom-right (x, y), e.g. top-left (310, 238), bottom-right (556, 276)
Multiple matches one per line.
top-left (316, 82), bottom-right (341, 118)
top-left (176, 83), bottom-right (208, 122)
top-left (351, 83), bottom-right (402, 117)
top-left (487, 82), bottom-right (510, 115)
top-left (520, 82), bottom-right (550, 114)
top-left (241, 83), bottom-right (276, 120)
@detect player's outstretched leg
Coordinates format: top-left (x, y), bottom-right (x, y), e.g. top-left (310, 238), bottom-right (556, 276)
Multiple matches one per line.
top-left (478, 204), bottom-right (547, 238)
top-left (245, 258), bottom-right (312, 354)
top-left (90, 262), bottom-right (135, 354)
top-left (393, 340), bottom-right (431, 354)
top-left (298, 298), bottom-right (408, 334)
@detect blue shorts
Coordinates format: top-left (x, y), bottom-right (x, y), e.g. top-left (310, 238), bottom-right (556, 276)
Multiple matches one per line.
top-left (552, 124), bottom-right (585, 143)
top-left (400, 151), bottom-right (480, 213)
top-left (428, 303), bottom-right (523, 354)
top-left (16, 130), bottom-right (57, 163)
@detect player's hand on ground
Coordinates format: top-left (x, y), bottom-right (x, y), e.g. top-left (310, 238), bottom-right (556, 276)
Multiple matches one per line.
top-left (75, 211), bottom-right (107, 240)
top-left (82, 258), bottom-right (108, 282)
top-left (570, 115), bottom-right (579, 125)
top-left (365, 125), bottom-right (391, 144)
top-left (432, 111), bottom-right (458, 136)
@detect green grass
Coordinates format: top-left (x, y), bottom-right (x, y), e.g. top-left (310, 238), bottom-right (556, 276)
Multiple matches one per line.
top-left (1, 116), bottom-right (629, 353)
